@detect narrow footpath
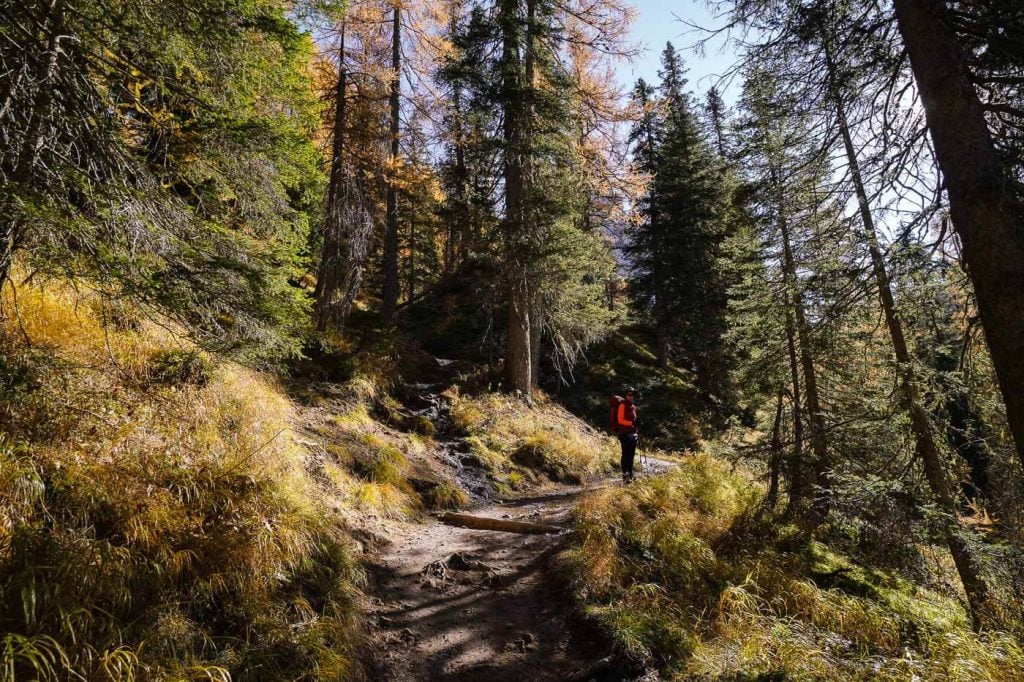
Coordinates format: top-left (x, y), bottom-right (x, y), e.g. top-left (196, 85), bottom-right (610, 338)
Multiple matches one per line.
top-left (364, 464), bottom-right (672, 681)
top-left (357, 358), bottom-right (671, 680)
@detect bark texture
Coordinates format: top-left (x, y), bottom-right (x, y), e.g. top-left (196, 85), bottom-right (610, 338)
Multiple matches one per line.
top-left (315, 21), bottom-right (371, 332)
top-left (893, 0), bottom-right (1024, 471)
top-left (381, 2), bottom-right (402, 323)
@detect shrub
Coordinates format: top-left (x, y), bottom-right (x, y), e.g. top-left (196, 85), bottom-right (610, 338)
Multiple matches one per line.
top-left (149, 349), bottom-right (212, 387)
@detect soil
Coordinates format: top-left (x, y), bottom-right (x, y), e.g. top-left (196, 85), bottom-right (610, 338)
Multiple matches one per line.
top-left (363, 467), bottom-right (672, 682)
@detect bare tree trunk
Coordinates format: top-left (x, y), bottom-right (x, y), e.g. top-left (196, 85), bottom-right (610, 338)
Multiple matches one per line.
top-left (408, 209), bottom-right (415, 303)
top-left (381, 2), bottom-right (402, 323)
top-left (524, 0), bottom-right (542, 391)
top-left (777, 185), bottom-right (830, 518)
top-left (500, 0), bottom-right (531, 397)
top-left (825, 41), bottom-right (991, 627)
top-left (315, 20), bottom-right (370, 332)
top-left (530, 304), bottom-right (541, 389)
top-left (783, 302), bottom-right (805, 507)
top-left (451, 81), bottom-right (469, 270)
top-left (892, 0), bottom-right (1024, 472)
top-left (653, 288), bottom-right (670, 370)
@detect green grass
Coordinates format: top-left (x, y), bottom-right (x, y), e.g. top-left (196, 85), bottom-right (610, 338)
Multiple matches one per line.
top-left (565, 453), bottom-right (1024, 681)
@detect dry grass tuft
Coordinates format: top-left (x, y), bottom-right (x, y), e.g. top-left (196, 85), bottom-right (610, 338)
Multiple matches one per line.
top-left (450, 391), bottom-right (616, 484)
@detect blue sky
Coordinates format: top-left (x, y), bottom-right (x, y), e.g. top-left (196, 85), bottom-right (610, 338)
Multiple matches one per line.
top-left (614, 0), bottom-right (741, 103)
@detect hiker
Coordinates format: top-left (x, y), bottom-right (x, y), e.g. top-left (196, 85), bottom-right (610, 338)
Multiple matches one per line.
top-left (610, 387), bottom-right (641, 483)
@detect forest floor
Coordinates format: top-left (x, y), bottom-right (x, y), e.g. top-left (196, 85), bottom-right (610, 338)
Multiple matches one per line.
top-left (362, 467), bottom-right (670, 681)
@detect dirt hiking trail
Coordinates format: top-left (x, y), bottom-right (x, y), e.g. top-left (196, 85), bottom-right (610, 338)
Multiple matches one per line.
top-left (356, 359), bottom-right (672, 680)
top-left (364, 467), bottom-right (672, 681)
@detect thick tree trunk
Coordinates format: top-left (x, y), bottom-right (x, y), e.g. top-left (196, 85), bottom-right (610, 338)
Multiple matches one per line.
top-left (451, 81), bottom-right (469, 270)
top-left (654, 293), bottom-right (670, 370)
top-left (500, 0), bottom-right (531, 396)
top-left (507, 276), bottom-right (532, 395)
top-left (314, 21), bottom-right (349, 331)
top-left (530, 304), bottom-right (541, 389)
top-left (825, 45), bottom-right (991, 627)
top-left (777, 187), bottom-right (830, 517)
top-left (892, 0), bottom-right (1024, 471)
top-left (783, 303), bottom-right (805, 507)
top-left (381, 2), bottom-right (402, 323)
top-left (524, 0), bottom-right (541, 392)
top-left (408, 211), bottom-right (415, 302)
top-left (315, 20), bottom-right (369, 332)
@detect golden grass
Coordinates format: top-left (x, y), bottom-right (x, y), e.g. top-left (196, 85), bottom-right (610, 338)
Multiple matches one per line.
top-left (565, 453), bottom-right (1024, 681)
top-left (0, 278), bottom-right (364, 680)
top-left (450, 391), bottom-right (616, 484)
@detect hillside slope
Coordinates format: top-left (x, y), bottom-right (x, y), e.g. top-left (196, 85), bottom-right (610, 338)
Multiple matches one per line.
top-left (0, 277), bottom-right (624, 680)
top-left (565, 455), bottom-right (1024, 681)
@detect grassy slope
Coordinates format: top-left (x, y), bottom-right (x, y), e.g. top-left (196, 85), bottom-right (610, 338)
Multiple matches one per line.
top-left (0, 280), bottom-right (365, 680)
top-left (565, 454), bottom-right (1024, 681)
top-left (0, 277), bottom-right (620, 680)
top-left (449, 390), bottom-right (617, 492)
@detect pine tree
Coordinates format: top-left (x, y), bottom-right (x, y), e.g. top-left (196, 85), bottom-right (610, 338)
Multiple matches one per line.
top-left (438, 0), bottom-right (632, 398)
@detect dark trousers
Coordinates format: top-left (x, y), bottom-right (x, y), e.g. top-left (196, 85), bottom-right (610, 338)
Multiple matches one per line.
top-left (618, 433), bottom-right (638, 479)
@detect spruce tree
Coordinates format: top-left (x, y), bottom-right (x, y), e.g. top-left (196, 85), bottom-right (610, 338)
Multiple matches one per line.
top-left (627, 44), bottom-right (735, 404)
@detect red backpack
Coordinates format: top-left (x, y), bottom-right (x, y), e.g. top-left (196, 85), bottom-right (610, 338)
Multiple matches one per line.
top-left (608, 395), bottom-right (625, 433)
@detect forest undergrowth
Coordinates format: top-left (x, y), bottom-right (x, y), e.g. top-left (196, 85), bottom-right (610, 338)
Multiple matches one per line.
top-left (0, 277), bottom-right (366, 679)
top-left (566, 454), bottom-right (1024, 681)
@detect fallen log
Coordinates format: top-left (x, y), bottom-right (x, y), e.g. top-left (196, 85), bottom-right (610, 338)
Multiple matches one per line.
top-left (437, 512), bottom-right (561, 535)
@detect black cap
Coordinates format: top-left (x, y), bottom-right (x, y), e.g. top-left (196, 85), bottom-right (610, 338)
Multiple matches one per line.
top-left (624, 387), bottom-right (637, 395)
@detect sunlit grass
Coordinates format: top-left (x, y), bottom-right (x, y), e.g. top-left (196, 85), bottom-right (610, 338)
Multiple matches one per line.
top-left (450, 391), bottom-right (616, 484)
top-left (565, 453), bottom-right (1024, 681)
top-left (0, 277), bottom-right (364, 680)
